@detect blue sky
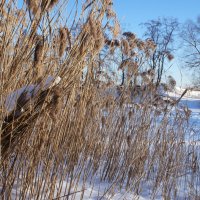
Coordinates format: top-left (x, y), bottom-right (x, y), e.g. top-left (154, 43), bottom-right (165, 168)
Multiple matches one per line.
top-left (113, 0), bottom-right (200, 87)
top-left (113, 0), bottom-right (200, 36)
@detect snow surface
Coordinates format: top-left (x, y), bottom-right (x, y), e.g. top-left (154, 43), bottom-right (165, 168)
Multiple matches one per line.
top-left (175, 87), bottom-right (200, 99)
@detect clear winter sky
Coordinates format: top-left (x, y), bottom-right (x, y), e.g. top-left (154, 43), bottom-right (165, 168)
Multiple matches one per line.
top-left (113, 0), bottom-right (200, 87)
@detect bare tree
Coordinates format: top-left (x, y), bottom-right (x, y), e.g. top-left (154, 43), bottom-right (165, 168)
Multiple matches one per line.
top-left (142, 18), bottom-right (179, 85)
top-left (181, 17), bottom-right (200, 87)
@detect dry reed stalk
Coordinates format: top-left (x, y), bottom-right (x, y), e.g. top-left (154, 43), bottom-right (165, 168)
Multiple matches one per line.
top-left (88, 14), bottom-right (98, 39)
top-left (136, 39), bottom-right (145, 50)
top-left (106, 8), bottom-right (116, 19)
top-left (58, 28), bottom-right (67, 57)
top-left (34, 41), bottom-right (45, 78)
top-left (26, 0), bottom-right (40, 15)
top-left (121, 39), bottom-right (130, 56)
top-left (112, 20), bottom-right (120, 37)
top-left (118, 59), bottom-right (131, 70)
top-left (123, 32), bottom-right (136, 40)
top-left (48, 0), bottom-right (60, 10)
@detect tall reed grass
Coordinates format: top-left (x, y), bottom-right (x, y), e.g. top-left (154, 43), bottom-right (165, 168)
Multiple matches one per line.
top-left (0, 0), bottom-right (199, 199)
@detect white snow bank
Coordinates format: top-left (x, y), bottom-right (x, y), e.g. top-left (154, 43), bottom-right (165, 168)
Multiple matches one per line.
top-left (6, 174), bottom-right (149, 200)
top-left (174, 87), bottom-right (200, 99)
top-left (2, 76), bottom-right (61, 113)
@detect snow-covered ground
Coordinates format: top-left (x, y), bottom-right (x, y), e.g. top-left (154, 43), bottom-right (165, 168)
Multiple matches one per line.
top-left (174, 87), bottom-right (200, 99)
top-left (181, 97), bottom-right (200, 124)
top-left (167, 87), bottom-right (200, 127)
top-left (170, 88), bottom-right (200, 143)
top-left (179, 97), bottom-right (200, 148)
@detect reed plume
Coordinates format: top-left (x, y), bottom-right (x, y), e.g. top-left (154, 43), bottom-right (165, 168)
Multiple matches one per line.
top-left (48, 0), bottom-right (60, 10)
top-left (26, 0), bottom-right (40, 15)
top-left (121, 39), bottom-right (130, 56)
top-left (118, 59), bottom-right (131, 70)
top-left (59, 27), bottom-right (68, 57)
top-left (34, 40), bottom-right (45, 78)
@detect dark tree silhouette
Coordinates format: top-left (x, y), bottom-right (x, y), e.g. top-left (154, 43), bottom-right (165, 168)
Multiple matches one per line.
top-left (142, 18), bottom-right (178, 85)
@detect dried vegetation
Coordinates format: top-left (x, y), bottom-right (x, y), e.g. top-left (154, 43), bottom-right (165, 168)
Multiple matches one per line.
top-left (0, 0), bottom-right (199, 199)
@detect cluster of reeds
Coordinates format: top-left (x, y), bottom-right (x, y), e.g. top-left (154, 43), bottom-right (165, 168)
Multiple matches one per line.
top-left (0, 0), bottom-right (199, 199)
